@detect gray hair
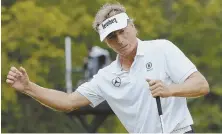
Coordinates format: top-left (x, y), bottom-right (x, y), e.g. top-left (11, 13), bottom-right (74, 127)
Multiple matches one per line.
top-left (93, 3), bottom-right (134, 32)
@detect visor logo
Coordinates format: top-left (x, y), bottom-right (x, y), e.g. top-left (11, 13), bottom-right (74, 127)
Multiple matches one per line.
top-left (102, 18), bottom-right (118, 29)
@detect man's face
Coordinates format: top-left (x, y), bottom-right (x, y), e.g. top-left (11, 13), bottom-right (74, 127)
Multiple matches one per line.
top-left (104, 23), bottom-right (138, 56)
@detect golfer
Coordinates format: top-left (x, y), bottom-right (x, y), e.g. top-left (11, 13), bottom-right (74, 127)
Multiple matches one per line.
top-left (6, 3), bottom-right (209, 133)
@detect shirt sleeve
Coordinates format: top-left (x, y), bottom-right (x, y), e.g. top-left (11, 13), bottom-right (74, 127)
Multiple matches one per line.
top-left (162, 40), bottom-right (198, 84)
top-left (76, 73), bottom-right (104, 108)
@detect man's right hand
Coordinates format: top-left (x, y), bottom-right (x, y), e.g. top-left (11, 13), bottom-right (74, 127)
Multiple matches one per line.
top-left (6, 66), bottom-right (31, 92)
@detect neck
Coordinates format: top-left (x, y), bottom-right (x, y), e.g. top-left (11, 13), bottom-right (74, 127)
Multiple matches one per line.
top-left (119, 49), bottom-right (136, 62)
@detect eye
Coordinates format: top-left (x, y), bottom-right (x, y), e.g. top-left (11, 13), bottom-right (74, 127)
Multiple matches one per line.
top-left (119, 29), bottom-right (124, 34)
top-left (107, 32), bottom-right (116, 39)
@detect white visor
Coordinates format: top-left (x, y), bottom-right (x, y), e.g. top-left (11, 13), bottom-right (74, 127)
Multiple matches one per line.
top-left (98, 13), bottom-right (129, 41)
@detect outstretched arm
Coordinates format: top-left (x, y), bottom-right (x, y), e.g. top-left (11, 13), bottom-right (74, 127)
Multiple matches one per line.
top-left (6, 66), bottom-right (91, 112)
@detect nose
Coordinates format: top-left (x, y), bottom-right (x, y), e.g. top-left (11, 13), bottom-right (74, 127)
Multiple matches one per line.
top-left (116, 34), bottom-right (124, 44)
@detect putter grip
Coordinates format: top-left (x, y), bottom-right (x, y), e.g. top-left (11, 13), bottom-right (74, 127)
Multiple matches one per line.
top-left (156, 96), bottom-right (163, 115)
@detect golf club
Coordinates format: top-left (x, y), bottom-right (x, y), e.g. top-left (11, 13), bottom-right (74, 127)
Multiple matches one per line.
top-left (156, 96), bottom-right (165, 133)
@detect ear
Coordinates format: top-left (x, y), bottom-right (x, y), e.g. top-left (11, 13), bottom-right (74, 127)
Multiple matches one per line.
top-left (131, 24), bottom-right (137, 35)
top-left (135, 28), bottom-right (138, 35)
top-left (129, 23), bottom-right (134, 27)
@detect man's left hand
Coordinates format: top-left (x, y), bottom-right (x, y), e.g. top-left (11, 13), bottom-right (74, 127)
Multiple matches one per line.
top-left (146, 79), bottom-right (172, 98)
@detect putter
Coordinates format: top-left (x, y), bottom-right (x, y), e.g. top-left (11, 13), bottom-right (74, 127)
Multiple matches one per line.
top-left (156, 96), bottom-right (165, 133)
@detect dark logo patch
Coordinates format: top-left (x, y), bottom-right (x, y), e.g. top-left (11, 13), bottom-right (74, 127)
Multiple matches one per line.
top-left (146, 62), bottom-right (153, 71)
top-left (112, 77), bottom-right (121, 87)
top-left (102, 18), bottom-right (118, 29)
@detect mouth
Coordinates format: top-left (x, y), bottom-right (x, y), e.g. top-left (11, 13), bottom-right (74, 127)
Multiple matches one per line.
top-left (120, 44), bottom-right (128, 50)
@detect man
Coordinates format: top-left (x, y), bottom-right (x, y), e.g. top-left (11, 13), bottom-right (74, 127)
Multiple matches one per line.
top-left (6, 3), bottom-right (209, 133)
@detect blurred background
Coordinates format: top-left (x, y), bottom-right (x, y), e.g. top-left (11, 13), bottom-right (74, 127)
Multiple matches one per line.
top-left (1, 0), bottom-right (222, 133)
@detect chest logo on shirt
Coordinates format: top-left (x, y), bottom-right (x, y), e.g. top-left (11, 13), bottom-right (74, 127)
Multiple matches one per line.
top-left (146, 62), bottom-right (153, 71)
top-left (112, 77), bottom-right (121, 87)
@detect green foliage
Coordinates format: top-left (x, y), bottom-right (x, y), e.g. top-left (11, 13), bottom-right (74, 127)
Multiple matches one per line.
top-left (2, 0), bottom-right (222, 132)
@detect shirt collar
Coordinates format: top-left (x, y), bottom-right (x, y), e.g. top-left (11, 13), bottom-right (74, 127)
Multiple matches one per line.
top-left (136, 38), bottom-right (145, 56)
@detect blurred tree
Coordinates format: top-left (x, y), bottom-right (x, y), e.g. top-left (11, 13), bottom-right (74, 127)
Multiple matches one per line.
top-left (1, 0), bottom-right (222, 133)
top-left (159, 1), bottom-right (222, 132)
top-left (1, 0), bottom-right (86, 132)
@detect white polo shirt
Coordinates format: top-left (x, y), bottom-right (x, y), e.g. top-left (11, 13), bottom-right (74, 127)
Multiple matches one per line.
top-left (76, 39), bottom-right (197, 133)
